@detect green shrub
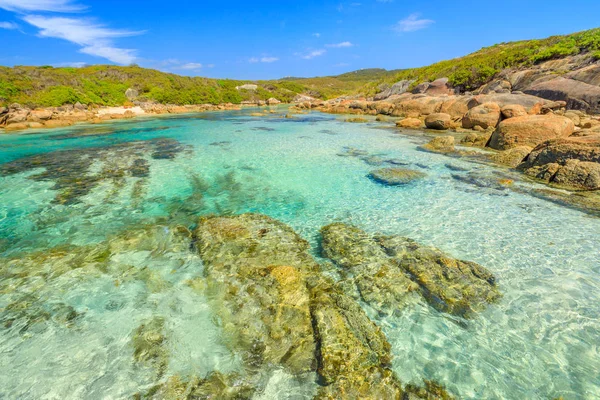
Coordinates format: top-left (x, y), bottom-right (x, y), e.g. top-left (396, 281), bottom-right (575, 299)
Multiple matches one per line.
top-left (33, 86), bottom-right (84, 107)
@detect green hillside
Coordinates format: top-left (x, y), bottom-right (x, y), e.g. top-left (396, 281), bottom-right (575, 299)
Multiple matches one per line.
top-left (0, 64), bottom-right (376, 108)
top-left (366, 27), bottom-right (600, 94)
top-left (1, 27), bottom-right (599, 108)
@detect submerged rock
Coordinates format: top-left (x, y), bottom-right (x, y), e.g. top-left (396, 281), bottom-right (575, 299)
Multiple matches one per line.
top-left (404, 380), bottom-right (455, 400)
top-left (0, 138), bottom-right (188, 205)
top-left (320, 223), bottom-right (419, 314)
top-left (368, 168), bottom-right (426, 186)
top-left (451, 172), bottom-right (510, 194)
top-left (194, 214), bottom-right (409, 398)
top-left (195, 214), bottom-right (317, 375)
top-left (135, 371), bottom-right (255, 400)
top-left (132, 316), bottom-right (169, 378)
top-left (320, 223), bottom-right (501, 318)
top-left (418, 136), bottom-right (455, 154)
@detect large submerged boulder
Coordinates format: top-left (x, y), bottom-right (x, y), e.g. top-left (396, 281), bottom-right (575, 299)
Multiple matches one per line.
top-left (195, 214), bottom-right (317, 375)
top-left (488, 114), bottom-right (575, 150)
top-left (320, 223), bottom-right (501, 318)
top-left (320, 223), bottom-right (419, 314)
top-left (194, 214), bottom-right (414, 398)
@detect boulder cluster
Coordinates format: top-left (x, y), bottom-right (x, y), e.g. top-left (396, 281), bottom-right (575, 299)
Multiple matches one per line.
top-left (294, 77), bottom-right (600, 191)
top-left (0, 101), bottom-right (243, 132)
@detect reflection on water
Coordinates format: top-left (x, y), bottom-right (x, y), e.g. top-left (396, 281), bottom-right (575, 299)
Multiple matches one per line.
top-left (0, 110), bottom-right (599, 399)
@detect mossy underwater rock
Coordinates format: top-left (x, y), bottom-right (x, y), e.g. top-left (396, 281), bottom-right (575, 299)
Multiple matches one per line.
top-left (418, 136), bottom-right (456, 154)
top-left (194, 214), bottom-right (411, 398)
top-left (195, 214), bottom-right (317, 375)
top-left (132, 316), bottom-right (169, 378)
top-left (320, 223), bottom-right (419, 314)
top-left (310, 284), bottom-right (404, 399)
top-left (134, 371), bottom-right (256, 400)
top-left (320, 223), bottom-right (501, 318)
top-left (368, 168), bottom-right (426, 186)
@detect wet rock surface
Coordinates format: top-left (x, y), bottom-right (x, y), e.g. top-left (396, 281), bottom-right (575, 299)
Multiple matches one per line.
top-left (320, 223), bottom-right (501, 318)
top-left (320, 223), bottom-right (419, 314)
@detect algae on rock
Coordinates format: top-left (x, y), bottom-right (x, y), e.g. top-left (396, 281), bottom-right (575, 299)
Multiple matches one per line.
top-left (320, 222), bottom-right (501, 318)
top-left (195, 214), bottom-right (318, 375)
top-left (194, 214), bottom-right (412, 399)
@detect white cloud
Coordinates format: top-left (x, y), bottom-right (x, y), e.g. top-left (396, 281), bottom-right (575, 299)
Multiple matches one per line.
top-left (299, 49), bottom-right (326, 59)
top-left (312, 32), bottom-right (320, 38)
top-left (393, 13), bottom-right (434, 32)
top-left (22, 15), bottom-right (143, 64)
top-left (326, 41), bottom-right (353, 48)
top-left (0, 0), bottom-right (84, 12)
top-left (0, 21), bottom-right (18, 29)
top-left (0, 1), bottom-right (143, 65)
top-left (80, 45), bottom-right (137, 64)
top-left (54, 61), bottom-right (87, 67)
top-left (249, 56), bottom-right (278, 63)
top-left (178, 62), bottom-right (203, 70)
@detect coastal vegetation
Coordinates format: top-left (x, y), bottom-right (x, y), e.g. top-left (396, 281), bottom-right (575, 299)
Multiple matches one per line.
top-left (2, 28), bottom-right (599, 109)
top-left (367, 28), bottom-right (600, 93)
top-left (0, 64), bottom-right (372, 108)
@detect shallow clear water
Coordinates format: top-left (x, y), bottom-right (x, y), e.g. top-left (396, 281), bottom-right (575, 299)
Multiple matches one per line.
top-left (0, 109), bottom-right (599, 399)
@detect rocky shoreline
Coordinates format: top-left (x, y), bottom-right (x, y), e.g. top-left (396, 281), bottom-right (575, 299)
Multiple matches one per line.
top-left (2, 77), bottom-right (599, 214)
top-left (0, 101), bottom-right (249, 132)
top-left (293, 90), bottom-right (600, 194)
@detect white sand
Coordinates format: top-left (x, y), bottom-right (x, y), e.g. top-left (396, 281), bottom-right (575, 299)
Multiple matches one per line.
top-left (97, 106), bottom-right (145, 115)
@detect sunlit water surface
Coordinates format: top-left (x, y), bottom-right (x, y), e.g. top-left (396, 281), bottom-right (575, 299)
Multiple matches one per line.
top-left (0, 109), bottom-right (599, 399)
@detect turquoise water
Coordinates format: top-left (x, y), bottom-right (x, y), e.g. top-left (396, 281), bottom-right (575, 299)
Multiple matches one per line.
top-left (0, 109), bottom-right (599, 399)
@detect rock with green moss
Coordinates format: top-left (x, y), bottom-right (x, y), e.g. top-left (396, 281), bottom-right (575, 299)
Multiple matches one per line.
top-left (320, 223), bottom-right (501, 318)
top-left (135, 371), bottom-right (255, 400)
top-left (310, 282), bottom-right (404, 399)
top-left (320, 223), bottom-right (419, 313)
top-left (132, 316), bottom-right (169, 378)
top-left (194, 214), bottom-right (317, 375)
top-left (368, 168), bottom-right (426, 186)
top-left (403, 380), bottom-right (456, 399)
top-left (195, 214), bottom-right (408, 398)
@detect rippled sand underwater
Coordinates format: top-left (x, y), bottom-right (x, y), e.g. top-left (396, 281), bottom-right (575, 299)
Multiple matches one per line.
top-left (0, 109), bottom-right (599, 399)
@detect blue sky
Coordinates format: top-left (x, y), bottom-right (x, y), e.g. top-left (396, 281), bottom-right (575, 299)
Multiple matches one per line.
top-left (1, 0), bottom-right (599, 80)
